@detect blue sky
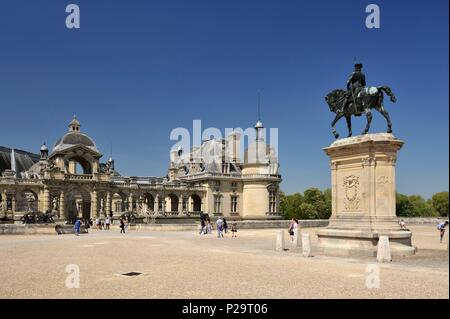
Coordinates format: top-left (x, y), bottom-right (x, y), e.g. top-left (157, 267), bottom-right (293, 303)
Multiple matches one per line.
top-left (0, 0), bottom-right (448, 198)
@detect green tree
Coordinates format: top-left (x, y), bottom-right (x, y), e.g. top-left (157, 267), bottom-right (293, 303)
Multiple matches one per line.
top-left (280, 192), bottom-right (303, 219)
top-left (396, 193), bottom-right (414, 217)
top-left (396, 193), bottom-right (437, 217)
top-left (431, 191), bottom-right (449, 217)
top-left (323, 188), bottom-right (332, 219)
top-left (299, 202), bottom-right (318, 219)
top-left (303, 188), bottom-right (330, 219)
top-left (409, 195), bottom-right (435, 216)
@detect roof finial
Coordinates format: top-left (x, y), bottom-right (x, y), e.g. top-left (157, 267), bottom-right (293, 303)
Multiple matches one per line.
top-left (257, 90), bottom-right (261, 121)
top-left (254, 91), bottom-right (264, 129)
top-left (69, 115), bottom-right (81, 132)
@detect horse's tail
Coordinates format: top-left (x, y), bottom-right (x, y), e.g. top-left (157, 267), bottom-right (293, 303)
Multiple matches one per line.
top-left (378, 86), bottom-right (397, 103)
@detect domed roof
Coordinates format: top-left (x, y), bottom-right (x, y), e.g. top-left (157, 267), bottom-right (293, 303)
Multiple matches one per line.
top-left (51, 117), bottom-right (99, 153)
top-left (40, 143), bottom-right (48, 151)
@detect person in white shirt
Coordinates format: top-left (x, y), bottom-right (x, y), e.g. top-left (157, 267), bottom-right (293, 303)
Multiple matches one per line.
top-left (288, 218), bottom-right (299, 241)
top-left (216, 218), bottom-right (224, 238)
top-left (399, 219), bottom-right (407, 230)
top-left (105, 217), bottom-right (111, 230)
top-left (437, 221), bottom-right (449, 243)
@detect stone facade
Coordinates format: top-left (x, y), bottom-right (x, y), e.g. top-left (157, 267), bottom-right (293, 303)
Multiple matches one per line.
top-left (0, 117), bottom-right (281, 223)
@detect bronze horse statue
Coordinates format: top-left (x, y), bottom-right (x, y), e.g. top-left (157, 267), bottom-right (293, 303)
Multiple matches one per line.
top-left (325, 86), bottom-right (397, 138)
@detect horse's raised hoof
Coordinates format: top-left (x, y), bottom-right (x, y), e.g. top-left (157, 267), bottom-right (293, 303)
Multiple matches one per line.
top-left (333, 133), bottom-right (339, 139)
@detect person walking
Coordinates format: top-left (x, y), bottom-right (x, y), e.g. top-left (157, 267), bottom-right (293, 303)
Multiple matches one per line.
top-left (205, 219), bottom-right (212, 234)
top-left (223, 218), bottom-right (228, 234)
top-left (199, 217), bottom-right (206, 235)
top-left (119, 218), bottom-right (126, 234)
top-left (84, 218), bottom-right (90, 233)
top-left (437, 221), bottom-right (449, 243)
top-left (124, 217), bottom-right (129, 232)
top-left (73, 218), bottom-right (81, 236)
top-left (288, 218), bottom-right (299, 242)
top-left (95, 217), bottom-right (100, 230)
top-left (216, 217), bottom-right (224, 238)
top-left (231, 220), bottom-right (237, 238)
top-left (105, 217), bottom-right (110, 230)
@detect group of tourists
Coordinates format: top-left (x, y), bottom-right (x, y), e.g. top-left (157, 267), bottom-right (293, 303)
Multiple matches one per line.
top-left (199, 215), bottom-right (238, 238)
top-left (93, 217), bottom-right (112, 230)
top-left (71, 215), bottom-right (131, 235)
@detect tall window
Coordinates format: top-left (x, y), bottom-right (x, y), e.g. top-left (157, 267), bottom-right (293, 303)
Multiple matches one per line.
top-left (214, 195), bottom-right (221, 215)
top-left (269, 191), bottom-right (277, 213)
top-left (231, 195), bottom-right (238, 214)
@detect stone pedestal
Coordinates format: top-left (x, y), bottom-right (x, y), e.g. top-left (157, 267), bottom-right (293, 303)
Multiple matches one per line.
top-left (316, 133), bottom-right (416, 257)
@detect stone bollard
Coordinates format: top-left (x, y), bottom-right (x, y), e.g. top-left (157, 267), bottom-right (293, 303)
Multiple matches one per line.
top-left (293, 228), bottom-right (302, 248)
top-left (302, 233), bottom-right (312, 257)
top-left (377, 235), bottom-right (392, 262)
top-left (276, 230), bottom-right (285, 251)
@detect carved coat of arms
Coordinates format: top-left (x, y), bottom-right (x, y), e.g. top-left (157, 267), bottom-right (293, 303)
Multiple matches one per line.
top-left (343, 175), bottom-right (360, 210)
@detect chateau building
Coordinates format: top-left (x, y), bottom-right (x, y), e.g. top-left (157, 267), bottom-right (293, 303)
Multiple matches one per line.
top-left (0, 117), bottom-right (281, 222)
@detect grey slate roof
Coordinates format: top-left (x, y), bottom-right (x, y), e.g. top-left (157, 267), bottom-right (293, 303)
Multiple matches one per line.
top-left (0, 146), bottom-right (40, 175)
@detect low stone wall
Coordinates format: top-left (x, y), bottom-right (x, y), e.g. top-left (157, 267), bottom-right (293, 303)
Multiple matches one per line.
top-left (1, 218), bottom-right (445, 235)
top-left (234, 219), bottom-right (329, 229)
top-left (0, 224), bottom-right (87, 235)
top-left (401, 217), bottom-right (449, 225)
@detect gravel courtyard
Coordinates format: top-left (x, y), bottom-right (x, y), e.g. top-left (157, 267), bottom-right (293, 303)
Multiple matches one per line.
top-left (0, 225), bottom-right (448, 299)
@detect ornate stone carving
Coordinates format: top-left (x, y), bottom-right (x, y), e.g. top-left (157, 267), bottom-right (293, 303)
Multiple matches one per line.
top-left (377, 175), bottom-right (389, 185)
top-left (330, 161), bottom-right (338, 170)
top-left (343, 175), bottom-right (360, 210)
top-left (361, 156), bottom-right (375, 167)
top-left (387, 156), bottom-right (397, 166)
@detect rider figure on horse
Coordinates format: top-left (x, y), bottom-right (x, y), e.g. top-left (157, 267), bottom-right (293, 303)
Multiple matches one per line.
top-left (342, 63), bottom-right (366, 114)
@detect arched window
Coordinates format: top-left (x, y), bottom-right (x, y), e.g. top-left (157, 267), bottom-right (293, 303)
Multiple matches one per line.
top-left (190, 194), bottom-right (201, 212)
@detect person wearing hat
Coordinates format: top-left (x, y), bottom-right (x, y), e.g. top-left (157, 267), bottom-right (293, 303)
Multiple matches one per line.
top-left (341, 63), bottom-right (366, 114)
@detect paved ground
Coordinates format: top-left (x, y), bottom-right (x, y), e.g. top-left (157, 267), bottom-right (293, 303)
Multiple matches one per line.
top-left (0, 225), bottom-right (448, 298)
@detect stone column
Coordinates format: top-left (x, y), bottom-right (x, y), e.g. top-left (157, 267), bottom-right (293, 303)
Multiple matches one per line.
top-left (59, 191), bottom-right (65, 220)
top-left (91, 190), bottom-right (98, 218)
top-left (1, 190), bottom-right (6, 216)
top-left (201, 195), bottom-right (205, 213)
top-left (128, 194), bottom-right (133, 212)
top-left (42, 187), bottom-right (51, 212)
top-left (106, 192), bottom-right (111, 215)
top-left (161, 197), bottom-right (166, 214)
top-left (178, 195), bottom-right (183, 215)
top-left (11, 194), bottom-right (16, 220)
top-left (153, 195), bottom-right (158, 214)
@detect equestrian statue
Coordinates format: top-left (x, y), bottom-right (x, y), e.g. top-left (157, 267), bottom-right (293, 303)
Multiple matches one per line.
top-left (325, 63), bottom-right (397, 139)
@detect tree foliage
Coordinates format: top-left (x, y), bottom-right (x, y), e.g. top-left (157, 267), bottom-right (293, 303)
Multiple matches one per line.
top-left (281, 189), bottom-right (448, 219)
top-left (431, 192), bottom-right (449, 217)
